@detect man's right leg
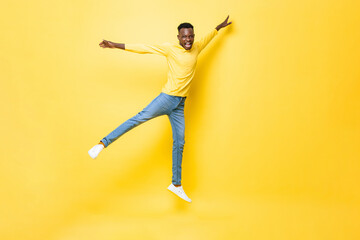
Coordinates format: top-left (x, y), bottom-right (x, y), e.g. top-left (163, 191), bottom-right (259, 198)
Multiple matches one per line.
top-left (100, 93), bottom-right (168, 148)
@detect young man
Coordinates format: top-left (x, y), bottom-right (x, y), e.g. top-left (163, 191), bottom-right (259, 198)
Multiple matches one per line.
top-left (89, 16), bottom-right (232, 202)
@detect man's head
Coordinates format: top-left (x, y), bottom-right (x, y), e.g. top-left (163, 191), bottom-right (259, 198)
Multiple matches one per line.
top-left (177, 22), bottom-right (195, 50)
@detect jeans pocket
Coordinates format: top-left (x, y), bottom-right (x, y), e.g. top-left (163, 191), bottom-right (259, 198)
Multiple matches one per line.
top-left (159, 94), bottom-right (182, 112)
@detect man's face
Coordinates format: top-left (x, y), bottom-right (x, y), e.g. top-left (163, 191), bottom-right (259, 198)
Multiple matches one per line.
top-left (177, 28), bottom-right (195, 50)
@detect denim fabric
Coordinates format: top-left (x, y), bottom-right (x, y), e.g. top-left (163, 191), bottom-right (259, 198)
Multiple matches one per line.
top-left (100, 92), bottom-right (186, 185)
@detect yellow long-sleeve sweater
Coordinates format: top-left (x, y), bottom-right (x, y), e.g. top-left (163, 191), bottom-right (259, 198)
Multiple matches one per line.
top-left (124, 29), bottom-right (218, 97)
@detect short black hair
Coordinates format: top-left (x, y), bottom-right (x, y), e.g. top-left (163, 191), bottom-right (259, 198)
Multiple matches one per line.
top-left (178, 22), bottom-right (194, 32)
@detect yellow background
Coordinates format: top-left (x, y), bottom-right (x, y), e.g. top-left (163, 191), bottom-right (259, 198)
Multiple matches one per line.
top-left (1, 0), bottom-right (360, 239)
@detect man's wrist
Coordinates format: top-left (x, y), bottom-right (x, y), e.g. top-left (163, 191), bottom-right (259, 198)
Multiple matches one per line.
top-left (113, 42), bottom-right (125, 49)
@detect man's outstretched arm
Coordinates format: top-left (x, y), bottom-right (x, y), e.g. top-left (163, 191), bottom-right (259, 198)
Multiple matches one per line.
top-left (99, 40), bottom-right (169, 56)
top-left (197, 15), bottom-right (232, 52)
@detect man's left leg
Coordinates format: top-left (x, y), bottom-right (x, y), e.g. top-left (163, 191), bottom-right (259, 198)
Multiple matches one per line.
top-left (166, 97), bottom-right (192, 202)
top-left (168, 98), bottom-right (186, 186)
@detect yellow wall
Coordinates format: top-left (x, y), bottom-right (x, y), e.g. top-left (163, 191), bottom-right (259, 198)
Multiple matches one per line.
top-left (1, 0), bottom-right (360, 239)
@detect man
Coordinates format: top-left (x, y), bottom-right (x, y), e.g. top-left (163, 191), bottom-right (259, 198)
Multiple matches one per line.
top-left (89, 16), bottom-right (232, 202)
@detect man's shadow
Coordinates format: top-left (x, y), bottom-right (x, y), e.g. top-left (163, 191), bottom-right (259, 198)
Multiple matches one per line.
top-left (182, 26), bottom-right (234, 193)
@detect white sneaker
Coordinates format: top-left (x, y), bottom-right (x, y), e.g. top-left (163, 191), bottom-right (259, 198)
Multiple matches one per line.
top-left (167, 183), bottom-right (192, 203)
top-left (88, 144), bottom-right (104, 159)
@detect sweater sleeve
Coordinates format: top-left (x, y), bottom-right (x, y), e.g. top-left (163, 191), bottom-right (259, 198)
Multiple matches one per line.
top-left (196, 29), bottom-right (218, 53)
top-left (124, 43), bottom-right (170, 56)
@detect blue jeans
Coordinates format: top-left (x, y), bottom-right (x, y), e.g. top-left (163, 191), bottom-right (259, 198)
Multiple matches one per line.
top-left (100, 92), bottom-right (186, 185)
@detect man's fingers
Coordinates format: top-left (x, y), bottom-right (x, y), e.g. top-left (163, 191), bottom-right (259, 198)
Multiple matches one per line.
top-left (222, 16), bottom-right (230, 25)
top-left (99, 39), bottom-right (113, 48)
top-left (99, 40), bottom-right (110, 48)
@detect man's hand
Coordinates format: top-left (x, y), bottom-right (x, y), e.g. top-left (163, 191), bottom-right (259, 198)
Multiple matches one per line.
top-left (99, 39), bottom-right (116, 48)
top-left (216, 15), bottom-right (232, 31)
